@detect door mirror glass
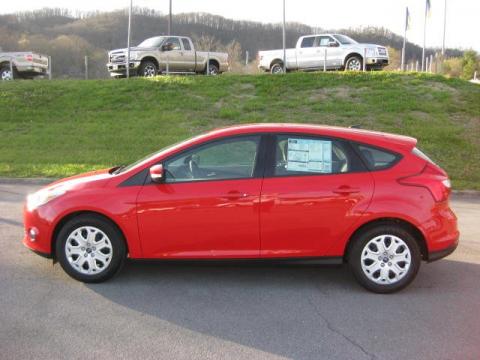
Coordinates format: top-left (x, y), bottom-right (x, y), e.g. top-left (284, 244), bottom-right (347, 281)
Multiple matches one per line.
top-left (150, 164), bottom-right (165, 183)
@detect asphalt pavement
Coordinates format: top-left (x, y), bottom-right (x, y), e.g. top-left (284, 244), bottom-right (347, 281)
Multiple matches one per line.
top-left (1, 182), bottom-right (479, 360)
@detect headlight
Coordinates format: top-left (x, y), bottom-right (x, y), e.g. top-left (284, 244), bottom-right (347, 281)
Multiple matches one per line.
top-left (365, 48), bottom-right (376, 57)
top-left (26, 185), bottom-right (67, 212)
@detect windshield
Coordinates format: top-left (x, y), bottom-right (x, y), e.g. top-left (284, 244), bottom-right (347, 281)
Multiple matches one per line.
top-left (113, 139), bottom-right (188, 175)
top-left (333, 34), bottom-right (358, 45)
top-left (137, 36), bottom-right (166, 48)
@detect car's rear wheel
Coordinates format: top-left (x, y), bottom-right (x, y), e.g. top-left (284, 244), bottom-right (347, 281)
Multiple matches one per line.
top-left (208, 62), bottom-right (219, 75)
top-left (138, 60), bottom-right (158, 77)
top-left (270, 62), bottom-right (284, 74)
top-left (348, 224), bottom-right (421, 293)
top-left (56, 214), bottom-right (126, 283)
top-left (0, 66), bottom-right (17, 80)
top-left (345, 56), bottom-right (363, 71)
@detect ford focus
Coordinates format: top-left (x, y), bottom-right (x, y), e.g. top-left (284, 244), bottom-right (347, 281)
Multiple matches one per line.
top-left (23, 124), bottom-right (459, 293)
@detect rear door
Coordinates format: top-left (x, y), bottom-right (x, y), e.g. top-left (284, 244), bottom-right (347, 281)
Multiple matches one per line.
top-left (260, 134), bottom-right (374, 258)
top-left (296, 36), bottom-right (319, 69)
top-left (180, 37), bottom-right (196, 72)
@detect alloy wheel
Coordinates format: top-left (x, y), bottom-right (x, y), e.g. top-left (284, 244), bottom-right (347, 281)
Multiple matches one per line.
top-left (65, 226), bottom-right (113, 275)
top-left (360, 234), bottom-right (411, 285)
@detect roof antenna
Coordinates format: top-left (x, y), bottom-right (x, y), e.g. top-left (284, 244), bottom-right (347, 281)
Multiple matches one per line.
top-left (349, 124), bottom-right (362, 129)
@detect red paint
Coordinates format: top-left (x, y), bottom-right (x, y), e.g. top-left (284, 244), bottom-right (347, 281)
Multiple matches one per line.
top-left (23, 124), bottom-right (458, 261)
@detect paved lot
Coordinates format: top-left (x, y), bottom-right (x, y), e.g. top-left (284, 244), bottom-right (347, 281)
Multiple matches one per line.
top-left (1, 182), bottom-right (479, 360)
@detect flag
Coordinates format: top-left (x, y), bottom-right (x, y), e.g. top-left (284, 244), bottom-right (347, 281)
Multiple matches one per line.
top-left (426, 0), bottom-right (432, 17)
top-left (405, 7), bottom-right (411, 30)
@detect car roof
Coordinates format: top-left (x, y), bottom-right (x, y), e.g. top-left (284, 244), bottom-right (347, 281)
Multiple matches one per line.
top-left (202, 123), bottom-right (417, 152)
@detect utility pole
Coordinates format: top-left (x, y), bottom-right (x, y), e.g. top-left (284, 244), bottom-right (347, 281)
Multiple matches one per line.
top-left (168, 0), bottom-right (172, 35)
top-left (422, 0), bottom-right (430, 72)
top-left (442, 0), bottom-right (447, 55)
top-left (282, 0), bottom-right (286, 73)
top-left (126, 0), bottom-right (133, 78)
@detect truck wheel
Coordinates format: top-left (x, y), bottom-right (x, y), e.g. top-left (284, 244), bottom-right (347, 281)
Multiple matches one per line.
top-left (138, 60), bottom-right (157, 77)
top-left (270, 62), bottom-right (284, 74)
top-left (345, 56), bottom-right (363, 71)
top-left (0, 66), bottom-right (16, 80)
top-left (207, 62), bottom-right (219, 75)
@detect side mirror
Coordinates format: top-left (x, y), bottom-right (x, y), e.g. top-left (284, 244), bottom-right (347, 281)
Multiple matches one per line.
top-left (161, 43), bottom-right (173, 51)
top-left (328, 41), bottom-right (339, 47)
top-left (150, 164), bottom-right (165, 183)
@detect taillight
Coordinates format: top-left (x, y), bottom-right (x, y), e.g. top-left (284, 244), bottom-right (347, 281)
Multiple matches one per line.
top-left (24, 54), bottom-right (33, 62)
top-left (398, 163), bottom-right (451, 202)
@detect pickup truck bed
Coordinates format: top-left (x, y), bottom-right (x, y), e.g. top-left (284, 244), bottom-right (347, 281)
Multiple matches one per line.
top-left (0, 52), bottom-right (49, 80)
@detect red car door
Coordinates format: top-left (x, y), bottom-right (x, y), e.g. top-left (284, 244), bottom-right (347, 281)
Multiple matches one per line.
top-left (136, 135), bottom-right (264, 258)
top-left (260, 134), bottom-right (374, 258)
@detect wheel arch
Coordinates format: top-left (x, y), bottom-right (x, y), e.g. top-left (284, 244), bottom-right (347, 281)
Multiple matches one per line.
top-left (208, 58), bottom-right (220, 68)
top-left (344, 52), bottom-right (363, 66)
top-left (51, 210), bottom-right (129, 260)
top-left (141, 56), bottom-right (159, 68)
top-left (270, 58), bottom-right (284, 68)
top-left (343, 217), bottom-right (428, 262)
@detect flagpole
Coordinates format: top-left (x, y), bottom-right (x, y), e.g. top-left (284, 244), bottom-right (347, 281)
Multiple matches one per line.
top-left (442, 0), bottom-right (447, 55)
top-left (422, 0), bottom-right (428, 72)
top-left (282, 0), bottom-right (286, 73)
top-left (401, 7), bottom-right (407, 71)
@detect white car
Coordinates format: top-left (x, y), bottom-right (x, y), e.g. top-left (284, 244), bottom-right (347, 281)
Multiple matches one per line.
top-left (258, 34), bottom-right (389, 73)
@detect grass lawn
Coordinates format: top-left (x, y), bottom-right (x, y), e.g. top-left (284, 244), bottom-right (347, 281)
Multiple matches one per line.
top-left (0, 72), bottom-right (479, 189)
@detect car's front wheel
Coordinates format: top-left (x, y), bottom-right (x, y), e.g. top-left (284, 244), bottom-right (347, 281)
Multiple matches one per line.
top-left (348, 224), bottom-right (421, 293)
top-left (345, 56), bottom-right (363, 71)
top-left (56, 214), bottom-right (126, 283)
top-left (138, 60), bottom-right (158, 77)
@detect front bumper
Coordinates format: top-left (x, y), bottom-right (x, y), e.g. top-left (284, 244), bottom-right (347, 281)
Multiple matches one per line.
top-left (23, 205), bottom-right (55, 257)
top-left (107, 61), bottom-right (141, 76)
top-left (365, 57), bottom-right (389, 68)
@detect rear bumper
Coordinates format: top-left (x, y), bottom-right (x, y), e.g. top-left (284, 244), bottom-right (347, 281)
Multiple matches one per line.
top-left (428, 241), bottom-right (458, 262)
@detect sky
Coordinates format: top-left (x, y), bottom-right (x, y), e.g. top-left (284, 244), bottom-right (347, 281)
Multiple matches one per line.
top-left (1, 0), bottom-right (479, 51)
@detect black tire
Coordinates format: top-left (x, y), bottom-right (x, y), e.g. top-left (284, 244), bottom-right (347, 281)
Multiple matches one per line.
top-left (138, 60), bottom-right (158, 77)
top-left (345, 56), bottom-right (363, 71)
top-left (270, 62), bottom-right (284, 74)
top-left (0, 65), bottom-right (18, 80)
top-left (347, 223), bottom-right (421, 293)
top-left (55, 214), bottom-right (126, 283)
top-left (208, 62), bottom-right (219, 75)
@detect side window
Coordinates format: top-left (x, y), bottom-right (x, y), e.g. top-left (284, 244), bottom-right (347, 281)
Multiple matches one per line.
top-left (317, 36), bottom-right (334, 47)
top-left (166, 37), bottom-right (181, 50)
top-left (273, 135), bottom-right (364, 176)
top-left (164, 136), bottom-right (260, 182)
top-left (301, 37), bottom-right (315, 48)
top-left (181, 38), bottom-right (192, 50)
top-left (355, 144), bottom-right (399, 170)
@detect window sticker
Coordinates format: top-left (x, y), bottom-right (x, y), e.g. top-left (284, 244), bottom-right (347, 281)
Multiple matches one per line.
top-left (286, 138), bottom-right (332, 173)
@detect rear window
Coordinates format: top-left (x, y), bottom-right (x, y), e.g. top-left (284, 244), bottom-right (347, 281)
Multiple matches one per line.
top-left (355, 144), bottom-right (400, 170)
top-left (412, 147), bottom-right (436, 165)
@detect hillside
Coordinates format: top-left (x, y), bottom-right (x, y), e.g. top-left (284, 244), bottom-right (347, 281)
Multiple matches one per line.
top-left (0, 72), bottom-right (479, 189)
top-left (0, 8), bottom-right (464, 79)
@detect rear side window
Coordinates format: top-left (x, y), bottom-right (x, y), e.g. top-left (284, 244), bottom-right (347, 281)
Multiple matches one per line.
top-left (301, 37), bottom-right (315, 48)
top-left (273, 135), bottom-right (365, 176)
top-left (355, 144), bottom-right (400, 170)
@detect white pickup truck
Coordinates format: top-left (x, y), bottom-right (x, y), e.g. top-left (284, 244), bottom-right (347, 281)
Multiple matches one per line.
top-left (107, 35), bottom-right (229, 78)
top-left (0, 52), bottom-right (49, 80)
top-left (258, 34), bottom-right (389, 73)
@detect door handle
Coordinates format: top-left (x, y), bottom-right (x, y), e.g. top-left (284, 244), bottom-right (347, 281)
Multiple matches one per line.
top-left (333, 186), bottom-right (360, 195)
top-left (221, 191), bottom-right (250, 200)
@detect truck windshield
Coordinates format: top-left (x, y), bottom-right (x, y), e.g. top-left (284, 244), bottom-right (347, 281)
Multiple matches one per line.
top-left (138, 36), bottom-right (166, 48)
top-left (333, 35), bottom-right (357, 45)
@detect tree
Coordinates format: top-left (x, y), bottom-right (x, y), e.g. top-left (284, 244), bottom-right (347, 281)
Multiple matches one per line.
top-left (461, 50), bottom-right (479, 80)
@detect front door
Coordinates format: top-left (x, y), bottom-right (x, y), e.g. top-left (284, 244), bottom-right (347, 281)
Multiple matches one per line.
top-left (137, 135), bottom-right (264, 258)
top-left (260, 134), bottom-right (374, 258)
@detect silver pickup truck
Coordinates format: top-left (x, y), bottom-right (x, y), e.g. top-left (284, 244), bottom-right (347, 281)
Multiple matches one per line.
top-left (0, 52), bottom-right (49, 80)
top-left (258, 34), bottom-right (389, 73)
top-left (107, 36), bottom-right (229, 78)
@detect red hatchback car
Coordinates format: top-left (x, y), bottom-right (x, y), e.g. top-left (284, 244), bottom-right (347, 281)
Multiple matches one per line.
top-left (23, 124), bottom-right (458, 293)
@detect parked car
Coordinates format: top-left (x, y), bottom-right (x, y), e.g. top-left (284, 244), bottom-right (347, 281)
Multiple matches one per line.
top-left (258, 34), bottom-right (389, 73)
top-left (23, 124), bottom-right (458, 293)
top-left (107, 36), bottom-right (229, 78)
top-left (0, 52), bottom-right (49, 80)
